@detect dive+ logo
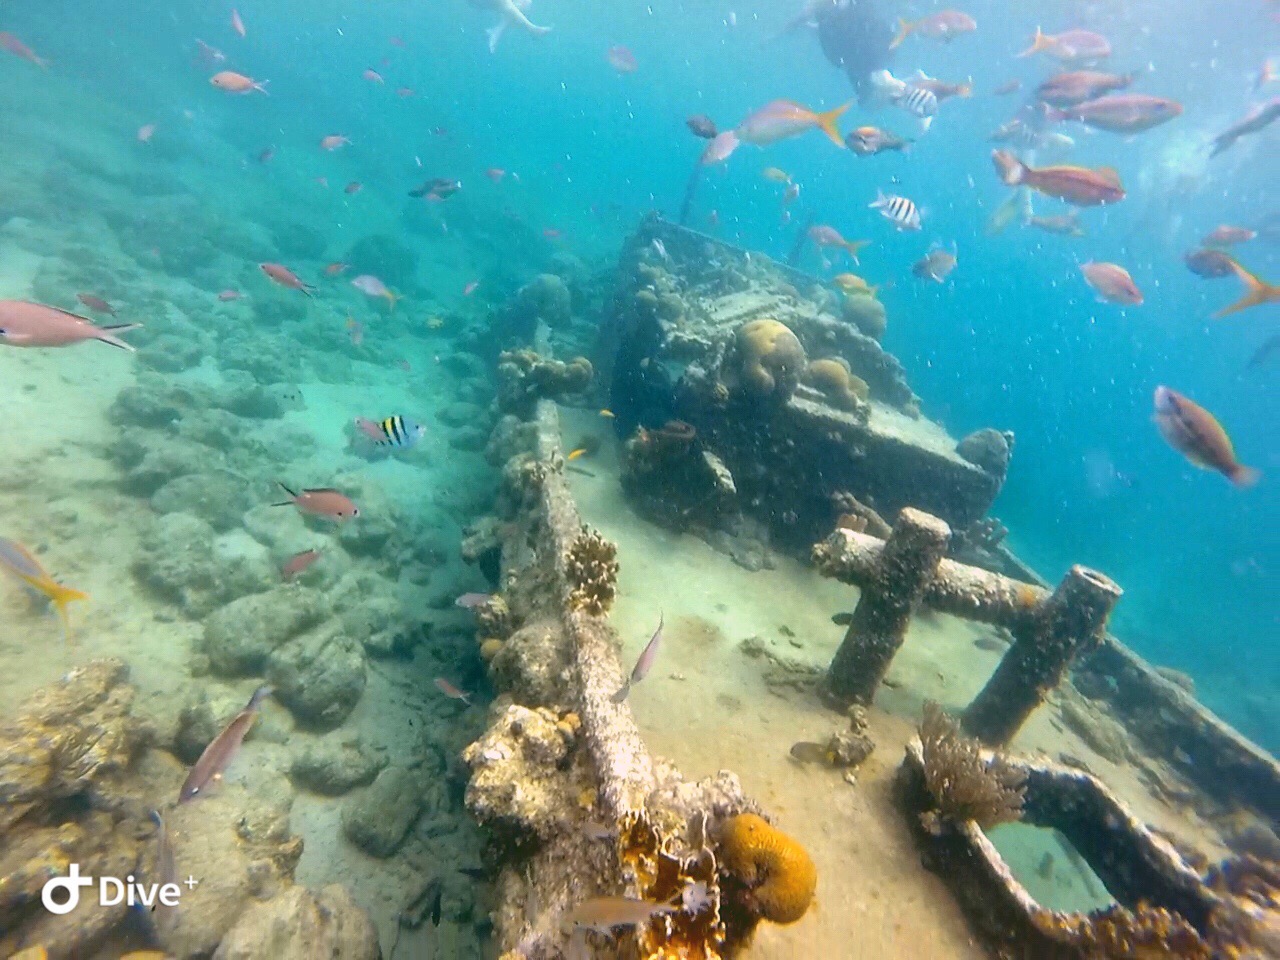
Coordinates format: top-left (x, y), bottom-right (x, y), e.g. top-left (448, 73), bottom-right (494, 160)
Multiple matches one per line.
top-left (41, 864), bottom-right (198, 915)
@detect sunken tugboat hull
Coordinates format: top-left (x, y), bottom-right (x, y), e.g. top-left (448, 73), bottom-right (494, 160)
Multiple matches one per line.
top-left (599, 216), bottom-right (1009, 557)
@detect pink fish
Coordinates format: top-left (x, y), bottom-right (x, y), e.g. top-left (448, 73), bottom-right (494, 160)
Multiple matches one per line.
top-left (486, 168), bottom-right (506, 182)
top-left (0, 300), bottom-right (141, 351)
top-left (320, 134), bottom-right (351, 151)
top-left (231, 9), bottom-right (246, 38)
top-left (325, 262), bottom-right (351, 276)
top-left (434, 678), bottom-right (472, 705)
top-left (607, 45), bottom-right (638, 73)
top-left (210, 70), bottom-right (268, 94)
top-left (1080, 261), bottom-right (1143, 305)
top-left (890, 11), bottom-right (977, 49)
top-left (77, 293), bottom-right (116, 316)
top-left (344, 181), bottom-right (363, 195)
top-left (363, 68), bottom-right (384, 84)
top-left (272, 483), bottom-right (360, 521)
top-left (396, 87), bottom-right (415, 98)
top-left (137, 123), bottom-right (157, 143)
top-left (352, 274), bottom-right (401, 308)
top-left (1019, 28), bottom-right (1111, 63)
top-left (195, 39), bottom-right (226, 66)
top-left (455, 592), bottom-right (493, 609)
top-left (180, 686), bottom-right (271, 802)
top-left (736, 99), bottom-right (849, 148)
top-left (353, 417), bottom-right (385, 442)
top-left (700, 130), bottom-right (739, 165)
top-left (281, 549), bottom-right (322, 582)
top-left (611, 614), bottom-right (664, 703)
top-left (389, 36), bottom-right (406, 48)
top-left (218, 289), bottom-right (242, 301)
top-left (0, 32), bottom-right (48, 68)
top-left (463, 281), bottom-right (479, 296)
top-left (260, 262), bottom-right (314, 296)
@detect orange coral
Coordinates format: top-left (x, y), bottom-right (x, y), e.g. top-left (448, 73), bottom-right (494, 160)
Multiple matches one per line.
top-left (718, 814), bottom-right (816, 925)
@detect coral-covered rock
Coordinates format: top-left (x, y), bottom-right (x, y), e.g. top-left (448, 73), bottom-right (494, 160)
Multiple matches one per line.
top-left (213, 884), bottom-right (379, 960)
top-left (721, 318), bottom-right (806, 401)
top-left (957, 428), bottom-right (1014, 477)
top-left (804, 357), bottom-right (870, 412)
top-left (496, 349), bottom-right (592, 413)
top-left (151, 471), bottom-right (254, 532)
top-left (717, 813), bottom-right (816, 925)
top-left (132, 513), bottom-right (272, 617)
top-left (266, 627), bottom-right (367, 730)
top-left (200, 588), bottom-right (327, 676)
top-left (341, 767), bottom-right (423, 857)
top-left (343, 234), bottom-right (418, 289)
top-left (841, 292), bottom-right (887, 341)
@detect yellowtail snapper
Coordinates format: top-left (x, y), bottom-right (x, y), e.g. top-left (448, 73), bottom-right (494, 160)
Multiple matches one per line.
top-left (0, 538), bottom-right (89, 639)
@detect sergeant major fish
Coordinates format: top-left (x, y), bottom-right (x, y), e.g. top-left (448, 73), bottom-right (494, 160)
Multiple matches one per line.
top-left (870, 190), bottom-right (922, 230)
top-left (354, 415), bottom-right (426, 449)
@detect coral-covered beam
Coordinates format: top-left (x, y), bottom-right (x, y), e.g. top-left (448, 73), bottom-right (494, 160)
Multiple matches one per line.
top-left (825, 508), bottom-right (951, 705)
top-left (963, 566), bottom-right (1122, 746)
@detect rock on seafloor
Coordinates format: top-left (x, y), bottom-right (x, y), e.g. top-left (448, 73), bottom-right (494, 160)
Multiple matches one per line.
top-left (212, 884), bottom-right (380, 960)
top-left (200, 587), bottom-right (328, 676)
top-left (267, 627), bottom-right (368, 730)
top-left (290, 735), bottom-right (386, 795)
top-left (341, 766), bottom-right (424, 857)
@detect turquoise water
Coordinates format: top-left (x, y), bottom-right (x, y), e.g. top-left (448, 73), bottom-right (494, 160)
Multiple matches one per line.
top-left (0, 0), bottom-right (1276, 955)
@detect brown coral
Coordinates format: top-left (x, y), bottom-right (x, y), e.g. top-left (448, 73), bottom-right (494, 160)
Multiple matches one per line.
top-left (717, 813), bottom-right (816, 925)
top-left (804, 357), bottom-right (870, 411)
top-left (565, 526), bottom-right (619, 616)
top-left (497, 349), bottom-right (594, 413)
top-left (721, 318), bottom-right (806, 401)
top-left (1033, 903), bottom-right (1213, 960)
top-left (917, 701), bottom-right (1025, 833)
top-left (841, 292), bottom-right (887, 341)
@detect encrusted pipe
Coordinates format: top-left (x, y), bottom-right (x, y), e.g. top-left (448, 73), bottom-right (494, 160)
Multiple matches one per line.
top-left (963, 565), bottom-right (1122, 746)
top-left (826, 508), bottom-right (951, 705)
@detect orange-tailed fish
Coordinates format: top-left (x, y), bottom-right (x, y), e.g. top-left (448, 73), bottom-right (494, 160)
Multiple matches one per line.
top-left (0, 539), bottom-right (89, 639)
top-left (209, 70), bottom-right (268, 94)
top-left (735, 99), bottom-right (850, 148)
top-left (762, 166), bottom-right (791, 184)
top-left (179, 685), bottom-right (272, 802)
top-left (567, 447), bottom-right (588, 461)
top-left (612, 613), bottom-right (663, 703)
top-left (272, 483), bottom-right (360, 521)
top-left (351, 275), bottom-right (401, 309)
top-left (1152, 387), bottom-right (1258, 487)
top-left (0, 300), bottom-right (141, 351)
top-left (991, 150), bottom-right (1124, 206)
top-left (1214, 262), bottom-right (1280, 319)
top-left (808, 225), bottom-right (869, 262)
top-left (890, 11), bottom-right (976, 49)
top-left (1018, 27), bottom-right (1111, 64)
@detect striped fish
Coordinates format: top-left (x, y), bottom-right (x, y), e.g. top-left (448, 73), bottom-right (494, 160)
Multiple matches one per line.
top-left (897, 84), bottom-right (937, 121)
top-left (354, 415), bottom-right (426, 449)
top-left (870, 190), bottom-right (922, 231)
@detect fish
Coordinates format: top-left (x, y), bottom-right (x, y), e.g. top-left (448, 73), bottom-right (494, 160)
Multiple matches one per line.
top-left (908, 70), bottom-right (972, 102)
top-left (486, 167), bottom-right (507, 182)
top-left (783, 183), bottom-right (801, 203)
top-left (217, 289), bottom-right (242, 302)
top-left (1247, 334), bottom-right (1280, 369)
top-left (1081, 262), bottom-right (1143, 305)
top-left (320, 134), bottom-right (351, 151)
top-left (137, 123), bottom-right (157, 143)
top-left (600, 409), bottom-right (615, 418)
top-left (890, 10), bottom-right (977, 49)
top-left (869, 190), bottom-right (922, 230)
top-left (344, 181), bottom-right (362, 195)
top-left (611, 614), bottom-right (664, 703)
top-left (1184, 248), bottom-right (1238, 279)
top-left (1256, 59), bottom-right (1277, 92)
top-left (0, 539), bottom-right (89, 639)
top-left (396, 86), bottom-right (415, 98)
top-left (985, 186), bottom-right (1033, 235)
top-left (992, 79), bottom-right (1022, 96)
top-left (567, 896), bottom-right (676, 936)
top-left (868, 71), bottom-right (936, 129)
top-left (346, 318), bottom-right (364, 346)
top-left (325, 262), bottom-right (351, 276)
top-left (790, 741), bottom-right (834, 765)
top-left (464, 281), bottom-right (480, 296)
top-left (897, 85), bottom-right (939, 124)
top-left (0, 300), bottom-right (141, 351)
top-left (1036, 70), bottom-right (1134, 108)
top-left (1018, 27), bottom-right (1111, 64)
top-left (913, 247), bottom-right (958, 283)
top-left (179, 686), bottom-right (272, 802)
top-left (1152, 387), bottom-right (1258, 487)
top-left (700, 130), bottom-right (739, 165)
top-left (77, 293), bottom-right (116, 316)
top-left (195, 39), bottom-right (226, 66)
top-left (209, 71), bottom-right (268, 94)
top-left (808, 225), bottom-right (869, 262)
top-left (259, 263), bottom-right (314, 297)
top-left (257, 146), bottom-right (275, 163)
top-left (735, 99), bottom-right (850, 148)
top-left (832, 273), bottom-right (877, 296)
top-left (607, 45), bottom-right (637, 73)
top-left (1202, 226), bottom-right (1257, 247)
top-left (281, 549), bottom-right (323, 582)
top-left (231, 9), bottom-right (246, 37)
top-left (363, 68), bottom-right (384, 83)
top-left (434, 678), bottom-right (472, 705)
top-left (351, 275), bottom-right (401, 309)
top-left (845, 126), bottom-right (912, 156)
top-left (148, 810), bottom-right (177, 917)
top-left (456, 592), bottom-right (493, 609)
top-left (1214, 262), bottom-right (1280, 319)
top-left (353, 416), bottom-right (426, 449)
top-left (567, 448), bottom-right (588, 461)
top-left (762, 167), bottom-right (791, 184)
top-left (1050, 94), bottom-right (1182, 134)
top-left (478, 0), bottom-right (550, 53)
top-left (409, 178), bottom-right (462, 201)
top-left (0, 32), bottom-right (48, 68)
top-left (272, 483), bottom-right (360, 521)
top-left (991, 151), bottom-right (1124, 206)
top-left (1209, 97), bottom-right (1280, 157)
top-left (1027, 211), bottom-right (1084, 237)
top-left (686, 114), bottom-right (718, 139)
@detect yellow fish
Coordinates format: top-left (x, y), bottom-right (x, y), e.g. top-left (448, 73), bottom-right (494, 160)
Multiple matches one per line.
top-left (832, 273), bottom-right (877, 296)
top-left (8, 947), bottom-right (49, 960)
top-left (0, 538), bottom-right (89, 640)
top-left (599, 409), bottom-right (615, 418)
top-left (762, 166), bottom-right (792, 184)
top-left (567, 448), bottom-right (588, 461)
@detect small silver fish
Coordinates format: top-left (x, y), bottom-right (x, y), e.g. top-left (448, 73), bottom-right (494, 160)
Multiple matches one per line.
top-left (612, 613), bottom-right (664, 703)
top-left (179, 686), bottom-right (272, 802)
top-left (567, 896), bottom-right (676, 935)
